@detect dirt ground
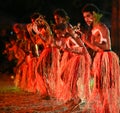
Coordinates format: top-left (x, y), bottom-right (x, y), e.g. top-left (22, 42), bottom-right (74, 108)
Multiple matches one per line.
top-left (0, 72), bottom-right (120, 113)
top-left (0, 72), bottom-right (85, 113)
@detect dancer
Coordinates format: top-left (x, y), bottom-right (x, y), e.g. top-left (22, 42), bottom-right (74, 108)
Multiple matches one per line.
top-left (81, 4), bottom-right (120, 113)
top-left (12, 23), bottom-right (27, 88)
top-left (23, 13), bottom-right (48, 97)
top-left (35, 14), bottom-right (60, 98)
top-left (52, 8), bottom-right (91, 106)
top-left (52, 8), bottom-right (74, 71)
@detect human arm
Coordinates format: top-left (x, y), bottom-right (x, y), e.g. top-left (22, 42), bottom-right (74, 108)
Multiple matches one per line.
top-left (82, 33), bottom-right (103, 52)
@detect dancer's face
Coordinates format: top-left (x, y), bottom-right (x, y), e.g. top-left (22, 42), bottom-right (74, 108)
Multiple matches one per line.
top-left (83, 12), bottom-right (94, 26)
top-left (13, 26), bottom-right (20, 34)
top-left (54, 15), bottom-right (65, 25)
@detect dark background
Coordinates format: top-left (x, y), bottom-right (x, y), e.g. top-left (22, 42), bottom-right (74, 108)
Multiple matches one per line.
top-left (0, 0), bottom-right (111, 24)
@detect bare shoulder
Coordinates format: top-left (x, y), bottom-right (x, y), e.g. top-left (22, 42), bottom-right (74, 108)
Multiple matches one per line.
top-left (94, 23), bottom-right (110, 34)
top-left (95, 22), bottom-right (107, 29)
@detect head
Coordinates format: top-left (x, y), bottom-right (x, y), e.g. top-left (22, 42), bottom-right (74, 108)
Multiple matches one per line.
top-left (54, 23), bottom-right (67, 38)
top-left (30, 12), bottom-right (41, 23)
top-left (82, 4), bottom-right (100, 26)
top-left (53, 8), bottom-right (70, 25)
top-left (36, 16), bottom-right (52, 36)
top-left (13, 23), bottom-right (23, 34)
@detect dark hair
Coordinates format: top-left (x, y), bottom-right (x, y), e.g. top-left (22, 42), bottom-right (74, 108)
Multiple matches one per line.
top-left (53, 8), bottom-right (69, 20)
top-left (82, 4), bottom-right (100, 14)
top-left (30, 12), bottom-right (40, 20)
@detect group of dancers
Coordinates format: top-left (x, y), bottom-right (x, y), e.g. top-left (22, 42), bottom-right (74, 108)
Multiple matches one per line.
top-left (3, 4), bottom-right (120, 113)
